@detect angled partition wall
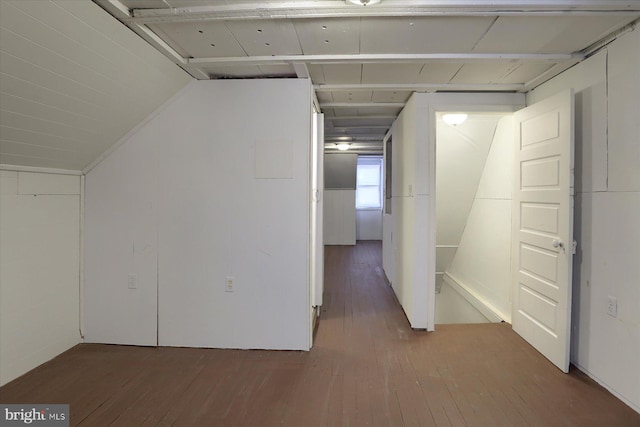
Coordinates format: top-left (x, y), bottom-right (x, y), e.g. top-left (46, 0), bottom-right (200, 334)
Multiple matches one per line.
top-left (84, 79), bottom-right (314, 351)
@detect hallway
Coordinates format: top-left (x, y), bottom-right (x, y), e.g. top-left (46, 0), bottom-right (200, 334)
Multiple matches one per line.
top-left (1, 242), bottom-right (638, 426)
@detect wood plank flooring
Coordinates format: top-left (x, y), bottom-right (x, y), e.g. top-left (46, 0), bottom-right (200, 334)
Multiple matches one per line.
top-left (1, 241), bottom-right (638, 426)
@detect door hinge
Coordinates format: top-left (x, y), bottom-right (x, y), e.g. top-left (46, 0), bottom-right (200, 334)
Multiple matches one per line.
top-left (572, 240), bottom-right (578, 255)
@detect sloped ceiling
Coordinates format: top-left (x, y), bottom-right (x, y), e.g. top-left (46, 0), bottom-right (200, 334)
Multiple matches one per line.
top-left (0, 0), bottom-right (192, 171)
top-left (1, 1), bottom-right (639, 169)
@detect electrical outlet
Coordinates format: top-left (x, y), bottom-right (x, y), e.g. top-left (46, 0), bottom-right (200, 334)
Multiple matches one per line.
top-left (607, 296), bottom-right (617, 318)
top-left (225, 276), bottom-right (235, 292)
top-left (128, 274), bottom-right (137, 289)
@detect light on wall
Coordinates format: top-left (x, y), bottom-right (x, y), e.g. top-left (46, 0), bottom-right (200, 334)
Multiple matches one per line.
top-left (442, 113), bottom-right (468, 126)
top-left (336, 143), bottom-right (351, 151)
top-left (346, 0), bottom-right (381, 5)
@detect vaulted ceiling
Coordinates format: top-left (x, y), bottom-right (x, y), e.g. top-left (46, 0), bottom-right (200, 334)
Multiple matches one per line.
top-left (1, 1), bottom-right (639, 169)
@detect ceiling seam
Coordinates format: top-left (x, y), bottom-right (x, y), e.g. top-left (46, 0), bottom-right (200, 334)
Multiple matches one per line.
top-left (470, 16), bottom-right (500, 52)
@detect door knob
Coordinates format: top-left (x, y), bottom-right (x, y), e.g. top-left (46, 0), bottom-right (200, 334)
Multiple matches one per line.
top-left (552, 239), bottom-right (564, 249)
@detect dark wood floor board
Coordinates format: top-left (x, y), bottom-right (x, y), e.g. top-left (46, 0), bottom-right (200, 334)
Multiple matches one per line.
top-left (2, 241), bottom-right (639, 426)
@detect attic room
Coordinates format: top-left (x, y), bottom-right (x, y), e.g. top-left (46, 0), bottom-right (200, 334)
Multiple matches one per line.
top-left (1, 1), bottom-right (639, 425)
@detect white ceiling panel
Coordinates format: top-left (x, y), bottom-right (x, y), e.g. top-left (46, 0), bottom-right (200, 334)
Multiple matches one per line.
top-left (362, 64), bottom-right (422, 84)
top-left (3, 0), bottom-right (638, 166)
top-left (322, 108), bottom-right (336, 117)
top-left (539, 16), bottom-right (637, 53)
top-left (0, 124), bottom-right (90, 154)
top-left (0, 92), bottom-right (114, 137)
top-left (0, 110), bottom-right (99, 146)
top-left (316, 92), bottom-right (334, 103)
top-left (320, 64), bottom-right (362, 84)
top-left (330, 117), bottom-right (394, 127)
top-left (331, 91), bottom-right (373, 103)
top-left (308, 64), bottom-right (326, 84)
top-left (294, 18), bottom-right (361, 55)
top-left (202, 65), bottom-right (265, 78)
top-left (371, 91), bottom-right (412, 103)
top-left (257, 64), bottom-right (296, 77)
top-left (226, 20), bottom-right (302, 56)
top-left (0, 123), bottom-right (97, 155)
top-left (474, 16), bottom-right (636, 54)
top-left (357, 106), bottom-right (403, 116)
top-left (498, 63), bottom-right (556, 84)
top-left (0, 0), bottom-right (190, 170)
top-left (0, 140), bottom-right (85, 164)
top-left (149, 22), bottom-right (244, 58)
top-left (417, 63), bottom-right (464, 84)
top-left (449, 62), bottom-right (516, 84)
top-left (360, 17), bottom-right (496, 54)
top-left (330, 107), bottom-right (360, 116)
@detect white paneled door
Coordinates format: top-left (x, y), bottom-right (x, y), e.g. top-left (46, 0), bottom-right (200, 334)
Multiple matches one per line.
top-left (512, 90), bottom-right (574, 372)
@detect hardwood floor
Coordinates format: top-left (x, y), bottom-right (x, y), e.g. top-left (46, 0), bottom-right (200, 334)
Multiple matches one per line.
top-left (1, 241), bottom-right (638, 426)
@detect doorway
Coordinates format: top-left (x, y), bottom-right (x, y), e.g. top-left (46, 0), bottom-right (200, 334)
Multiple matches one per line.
top-left (428, 91), bottom-right (575, 372)
top-left (434, 112), bottom-right (514, 325)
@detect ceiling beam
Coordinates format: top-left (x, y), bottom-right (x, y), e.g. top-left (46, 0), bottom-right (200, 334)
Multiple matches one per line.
top-left (189, 53), bottom-right (581, 67)
top-left (324, 115), bottom-right (397, 120)
top-left (325, 135), bottom-right (388, 141)
top-left (321, 102), bottom-right (406, 108)
top-left (93, 0), bottom-right (208, 79)
top-left (314, 83), bottom-right (525, 92)
top-left (130, 1), bottom-right (640, 23)
top-left (326, 126), bottom-right (390, 130)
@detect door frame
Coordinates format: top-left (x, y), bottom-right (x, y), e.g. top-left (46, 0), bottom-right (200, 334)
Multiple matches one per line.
top-left (422, 93), bottom-right (526, 331)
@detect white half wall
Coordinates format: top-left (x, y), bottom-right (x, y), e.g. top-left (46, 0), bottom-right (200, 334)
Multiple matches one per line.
top-left (324, 190), bottom-right (356, 245)
top-left (0, 171), bottom-right (81, 386)
top-left (84, 79), bottom-right (313, 351)
top-left (528, 27), bottom-right (640, 413)
top-left (356, 209), bottom-right (382, 240)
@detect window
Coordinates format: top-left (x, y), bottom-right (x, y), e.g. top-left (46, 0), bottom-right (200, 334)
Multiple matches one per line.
top-left (356, 156), bottom-right (383, 209)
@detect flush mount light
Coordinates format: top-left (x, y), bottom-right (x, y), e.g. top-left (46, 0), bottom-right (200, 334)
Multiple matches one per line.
top-left (442, 113), bottom-right (468, 126)
top-left (336, 143), bottom-right (351, 151)
top-left (346, 0), bottom-right (381, 6)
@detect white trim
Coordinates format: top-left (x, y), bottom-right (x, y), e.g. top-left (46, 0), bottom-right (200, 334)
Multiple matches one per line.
top-left (0, 164), bottom-right (82, 176)
top-left (443, 273), bottom-right (509, 323)
top-left (82, 80), bottom-right (197, 175)
top-left (189, 53), bottom-right (582, 66)
top-left (130, 1), bottom-right (640, 23)
top-left (79, 175), bottom-right (85, 340)
top-left (315, 83), bottom-right (525, 92)
top-left (322, 102), bottom-right (405, 108)
top-left (572, 362), bottom-right (640, 415)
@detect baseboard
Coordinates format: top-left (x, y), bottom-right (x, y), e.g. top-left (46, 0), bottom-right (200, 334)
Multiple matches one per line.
top-left (442, 273), bottom-right (508, 323)
top-left (572, 361), bottom-right (640, 415)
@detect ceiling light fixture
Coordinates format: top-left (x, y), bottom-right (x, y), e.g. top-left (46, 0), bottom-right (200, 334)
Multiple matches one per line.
top-left (336, 143), bottom-right (351, 151)
top-left (442, 113), bottom-right (468, 126)
top-left (346, 0), bottom-right (381, 6)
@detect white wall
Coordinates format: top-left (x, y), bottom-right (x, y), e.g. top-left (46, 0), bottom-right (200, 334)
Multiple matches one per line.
top-left (445, 116), bottom-right (514, 322)
top-left (83, 120), bottom-right (159, 346)
top-left (528, 28), bottom-right (640, 412)
top-left (84, 79), bottom-right (312, 351)
top-left (324, 190), bottom-right (356, 245)
top-left (435, 115), bottom-right (501, 290)
top-left (356, 210), bottom-right (382, 240)
top-left (384, 95), bottom-right (419, 325)
top-left (384, 92), bottom-right (524, 329)
top-left (0, 170), bottom-right (81, 386)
